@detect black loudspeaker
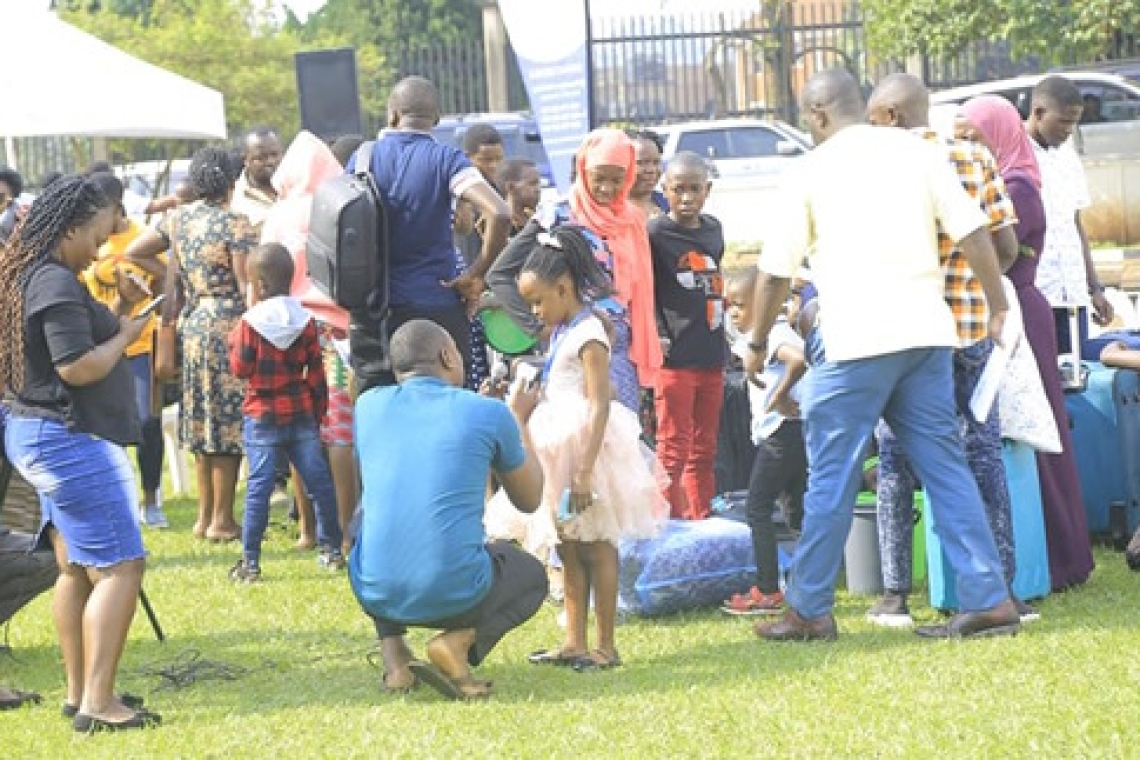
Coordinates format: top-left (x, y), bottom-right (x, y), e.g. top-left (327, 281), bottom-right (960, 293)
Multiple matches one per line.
top-left (295, 48), bottom-right (364, 141)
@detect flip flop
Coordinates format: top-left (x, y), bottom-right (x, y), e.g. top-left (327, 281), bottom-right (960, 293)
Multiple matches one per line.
top-left (381, 671), bottom-right (420, 695)
top-left (527, 648), bottom-right (585, 666)
top-left (571, 650), bottom-right (623, 672)
top-left (407, 661), bottom-right (491, 702)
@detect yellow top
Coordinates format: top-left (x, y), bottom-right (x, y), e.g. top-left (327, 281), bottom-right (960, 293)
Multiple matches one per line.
top-left (81, 220), bottom-right (166, 358)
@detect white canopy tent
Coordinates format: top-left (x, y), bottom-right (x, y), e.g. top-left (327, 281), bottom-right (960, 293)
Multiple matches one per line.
top-left (0, 8), bottom-right (226, 144)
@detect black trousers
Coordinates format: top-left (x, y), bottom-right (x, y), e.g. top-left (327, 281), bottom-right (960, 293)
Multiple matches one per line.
top-left (370, 541), bottom-right (547, 667)
top-left (745, 420), bottom-right (807, 594)
top-left (351, 304), bottom-right (472, 393)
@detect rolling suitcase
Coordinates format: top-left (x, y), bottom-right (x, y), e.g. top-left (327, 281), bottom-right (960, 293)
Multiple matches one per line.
top-left (1064, 362), bottom-right (1126, 533)
top-left (1112, 368), bottom-right (1140, 532)
top-left (925, 440), bottom-right (1052, 610)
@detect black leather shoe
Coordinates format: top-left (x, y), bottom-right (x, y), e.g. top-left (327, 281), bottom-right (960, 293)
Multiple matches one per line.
top-left (61, 693), bottom-right (144, 719)
top-left (754, 607), bottom-right (838, 642)
top-left (914, 599), bottom-right (1020, 639)
top-left (73, 708), bottom-right (161, 733)
top-left (0, 689), bottom-right (41, 711)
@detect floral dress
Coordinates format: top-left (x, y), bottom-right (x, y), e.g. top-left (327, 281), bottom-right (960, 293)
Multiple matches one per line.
top-left (160, 202), bottom-right (256, 455)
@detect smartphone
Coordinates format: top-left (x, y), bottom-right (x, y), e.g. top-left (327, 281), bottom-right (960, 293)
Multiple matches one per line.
top-left (125, 270), bottom-right (153, 297)
top-left (136, 294), bottom-right (167, 319)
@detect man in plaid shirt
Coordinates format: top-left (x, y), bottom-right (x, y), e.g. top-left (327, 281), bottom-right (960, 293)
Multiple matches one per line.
top-left (863, 73), bottom-right (1029, 627)
top-left (227, 243), bottom-right (344, 581)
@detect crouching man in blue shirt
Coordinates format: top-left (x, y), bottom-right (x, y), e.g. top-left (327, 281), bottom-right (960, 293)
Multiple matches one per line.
top-left (349, 319), bottom-right (545, 700)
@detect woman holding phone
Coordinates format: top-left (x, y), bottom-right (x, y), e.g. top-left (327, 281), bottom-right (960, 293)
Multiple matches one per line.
top-left (1, 175), bottom-right (161, 731)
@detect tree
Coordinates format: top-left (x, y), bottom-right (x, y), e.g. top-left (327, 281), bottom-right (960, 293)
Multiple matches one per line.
top-left (290, 0), bottom-right (481, 124)
top-left (864, 0), bottom-right (1140, 63)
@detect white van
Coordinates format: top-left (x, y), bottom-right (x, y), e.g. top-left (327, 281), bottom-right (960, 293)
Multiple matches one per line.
top-left (931, 72), bottom-right (1140, 245)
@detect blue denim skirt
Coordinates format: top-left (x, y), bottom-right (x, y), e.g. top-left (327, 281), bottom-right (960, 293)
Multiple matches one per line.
top-left (5, 415), bottom-right (145, 569)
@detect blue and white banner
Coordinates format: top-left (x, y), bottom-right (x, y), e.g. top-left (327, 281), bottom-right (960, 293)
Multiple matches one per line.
top-left (499, 0), bottom-right (591, 194)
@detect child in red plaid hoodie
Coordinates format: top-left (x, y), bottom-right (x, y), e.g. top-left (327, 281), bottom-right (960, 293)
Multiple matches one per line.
top-left (227, 243), bottom-right (344, 581)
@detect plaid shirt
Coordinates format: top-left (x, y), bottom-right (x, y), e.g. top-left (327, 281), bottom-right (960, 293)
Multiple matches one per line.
top-left (917, 129), bottom-right (1018, 347)
top-left (228, 318), bottom-right (328, 425)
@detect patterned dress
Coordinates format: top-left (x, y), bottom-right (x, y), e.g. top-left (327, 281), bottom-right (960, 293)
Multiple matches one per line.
top-left (160, 202), bottom-right (256, 455)
top-left (536, 201), bottom-right (641, 412)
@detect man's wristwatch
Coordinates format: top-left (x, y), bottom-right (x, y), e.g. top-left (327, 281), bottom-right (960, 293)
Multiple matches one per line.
top-left (1089, 283), bottom-right (1105, 295)
top-left (747, 341), bottom-right (768, 353)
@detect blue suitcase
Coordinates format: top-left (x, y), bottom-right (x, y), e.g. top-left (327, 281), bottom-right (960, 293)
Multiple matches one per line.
top-left (1112, 368), bottom-right (1140, 532)
top-left (925, 441), bottom-right (1052, 610)
top-left (1064, 362), bottom-right (1126, 533)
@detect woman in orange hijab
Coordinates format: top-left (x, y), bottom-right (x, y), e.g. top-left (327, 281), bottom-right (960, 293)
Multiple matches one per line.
top-left (568, 129), bottom-right (662, 406)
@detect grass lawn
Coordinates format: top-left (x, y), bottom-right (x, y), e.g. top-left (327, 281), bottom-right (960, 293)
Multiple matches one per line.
top-left (2, 493), bottom-right (1139, 758)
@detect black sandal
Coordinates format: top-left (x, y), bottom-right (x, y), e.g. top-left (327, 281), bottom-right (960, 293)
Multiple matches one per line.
top-left (381, 671), bottom-right (420, 695)
top-left (407, 661), bottom-right (492, 701)
top-left (527, 648), bottom-right (585, 666)
top-left (571, 649), bottom-right (623, 672)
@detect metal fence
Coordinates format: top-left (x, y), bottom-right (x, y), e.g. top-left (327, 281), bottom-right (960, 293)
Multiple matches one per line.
top-left (587, 1), bottom-right (1136, 128)
top-left (589, 2), bottom-right (887, 126)
top-left (0, 137), bottom-right (87, 188)
top-left (396, 37), bottom-right (530, 117)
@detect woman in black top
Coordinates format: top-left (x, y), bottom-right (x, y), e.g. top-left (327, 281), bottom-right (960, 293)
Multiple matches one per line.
top-left (0, 176), bottom-right (159, 732)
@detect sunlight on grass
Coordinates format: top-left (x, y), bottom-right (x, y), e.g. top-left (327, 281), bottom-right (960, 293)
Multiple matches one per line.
top-left (3, 494), bottom-right (1139, 758)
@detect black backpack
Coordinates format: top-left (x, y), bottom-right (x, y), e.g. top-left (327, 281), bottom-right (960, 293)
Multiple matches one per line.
top-left (307, 142), bottom-right (390, 315)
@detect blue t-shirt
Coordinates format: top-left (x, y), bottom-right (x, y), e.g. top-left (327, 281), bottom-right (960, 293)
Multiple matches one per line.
top-left (348, 376), bottom-right (527, 622)
top-left (348, 131), bottom-right (474, 309)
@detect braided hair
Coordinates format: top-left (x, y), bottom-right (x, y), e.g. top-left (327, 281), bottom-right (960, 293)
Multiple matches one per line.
top-left (188, 146), bottom-right (237, 204)
top-left (520, 226), bottom-right (612, 302)
top-left (0, 175), bottom-right (109, 393)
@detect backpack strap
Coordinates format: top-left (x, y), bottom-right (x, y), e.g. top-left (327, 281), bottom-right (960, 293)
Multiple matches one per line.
top-left (352, 140), bottom-right (376, 176)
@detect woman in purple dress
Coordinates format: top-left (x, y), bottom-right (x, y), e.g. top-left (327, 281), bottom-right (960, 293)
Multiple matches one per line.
top-left (959, 95), bottom-right (1094, 590)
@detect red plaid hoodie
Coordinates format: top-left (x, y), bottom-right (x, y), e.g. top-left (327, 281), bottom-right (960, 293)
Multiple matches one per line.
top-left (228, 295), bottom-right (328, 425)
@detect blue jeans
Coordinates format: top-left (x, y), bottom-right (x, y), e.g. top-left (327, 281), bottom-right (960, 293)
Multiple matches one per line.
top-left (242, 417), bottom-right (342, 566)
top-left (791, 347), bottom-right (1007, 618)
top-left (875, 339), bottom-right (1015, 591)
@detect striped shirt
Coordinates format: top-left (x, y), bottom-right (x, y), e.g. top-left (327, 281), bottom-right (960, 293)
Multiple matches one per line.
top-left (918, 129), bottom-right (1018, 347)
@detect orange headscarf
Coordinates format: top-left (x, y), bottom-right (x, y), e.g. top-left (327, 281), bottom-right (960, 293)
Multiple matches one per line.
top-left (568, 129), bottom-right (662, 386)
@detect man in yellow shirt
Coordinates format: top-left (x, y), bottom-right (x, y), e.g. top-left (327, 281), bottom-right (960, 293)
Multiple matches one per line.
top-left (84, 172), bottom-right (169, 528)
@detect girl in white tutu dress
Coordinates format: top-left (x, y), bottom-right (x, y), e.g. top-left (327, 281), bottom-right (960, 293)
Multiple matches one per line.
top-left (517, 227), bottom-right (666, 671)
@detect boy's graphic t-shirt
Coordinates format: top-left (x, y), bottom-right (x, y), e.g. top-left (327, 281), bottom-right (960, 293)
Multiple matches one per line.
top-left (649, 213), bottom-right (726, 369)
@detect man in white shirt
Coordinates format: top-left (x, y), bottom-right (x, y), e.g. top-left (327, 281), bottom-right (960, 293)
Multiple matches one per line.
top-left (744, 69), bottom-right (1018, 642)
top-left (231, 126), bottom-right (283, 233)
top-left (1027, 75), bottom-right (1112, 355)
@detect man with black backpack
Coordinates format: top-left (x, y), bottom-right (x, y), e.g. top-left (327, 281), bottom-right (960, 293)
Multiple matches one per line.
top-left (346, 76), bottom-right (511, 391)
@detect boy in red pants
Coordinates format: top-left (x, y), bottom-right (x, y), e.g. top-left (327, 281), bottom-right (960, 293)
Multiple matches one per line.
top-left (650, 152), bottom-right (726, 519)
